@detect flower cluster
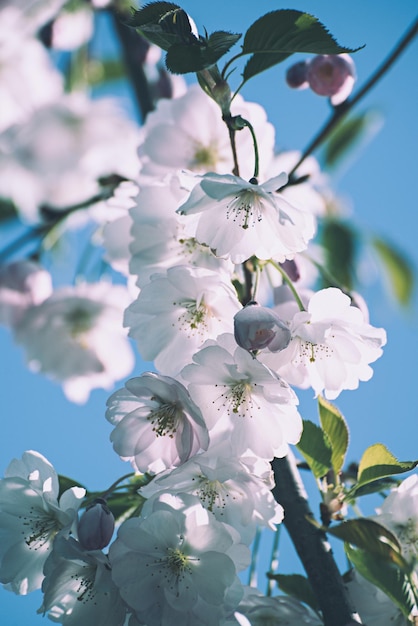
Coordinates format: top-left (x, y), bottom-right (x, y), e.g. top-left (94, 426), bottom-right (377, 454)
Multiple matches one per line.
top-left (0, 2), bottom-right (397, 625)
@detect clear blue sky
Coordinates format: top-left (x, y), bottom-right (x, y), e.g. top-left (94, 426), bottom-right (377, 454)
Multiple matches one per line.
top-left (0, 1), bottom-right (417, 622)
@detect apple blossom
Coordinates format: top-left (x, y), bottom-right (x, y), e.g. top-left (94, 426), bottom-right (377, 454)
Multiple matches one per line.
top-left (14, 281), bottom-right (135, 403)
top-left (182, 333), bottom-right (302, 459)
top-left (178, 172), bottom-right (316, 263)
top-left (106, 373), bottom-right (209, 474)
top-left (125, 265), bottom-right (241, 376)
top-left (109, 501), bottom-right (248, 626)
top-left (138, 84), bottom-right (275, 180)
top-left (0, 451), bottom-right (85, 594)
top-left (39, 535), bottom-right (127, 626)
top-left (0, 261), bottom-right (52, 328)
top-left (140, 452), bottom-right (283, 544)
top-left (261, 287), bottom-right (387, 399)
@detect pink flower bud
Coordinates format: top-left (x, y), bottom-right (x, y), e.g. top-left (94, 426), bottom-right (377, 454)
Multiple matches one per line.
top-left (286, 61), bottom-right (309, 89)
top-left (78, 498), bottom-right (115, 551)
top-left (306, 54), bottom-right (356, 105)
top-left (234, 302), bottom-right (291, 353)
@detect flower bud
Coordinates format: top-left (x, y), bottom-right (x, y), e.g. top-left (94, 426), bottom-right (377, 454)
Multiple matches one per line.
top-left (77, 498), bottom-right (115, 551)
top-left (286, 60), bottom-right (309, 89)
top-left (306, 54), bottom-right (355, 105)
top-left (234, 302), bottom-right (291, 353)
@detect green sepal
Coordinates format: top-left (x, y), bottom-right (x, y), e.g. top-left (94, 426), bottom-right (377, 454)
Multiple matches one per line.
top-left (267, 573), bottom-right (319, 613)
top-left (345, 545), bottom-right (418, 618)
top-left (347, 444), bottom-right (418, 497)
top-left (318, 396), bottom-right (349, 477)
top-left (241, 9), bottom-right (363, 82)
top-left (327, 518), bottom-right (408, 571)
top-left (372, 236), bottom-right (414, 306)
top-left (296, 419), bottom-right (332, 479)
top-left (166, 31), bottom-right (241, 74)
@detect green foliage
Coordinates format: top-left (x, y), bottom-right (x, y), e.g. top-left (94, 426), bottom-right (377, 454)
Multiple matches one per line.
top-left (241, 9), bottom-right (363, 82)
top-left (346, 544), bottom-right (417, 618)
top-left (354, 443), bottom-right (418, 492)
top-left (268, 573), bottom-right (319, 613)
top-left (327, 518), bottom-right (407, 570)
top-left (318, 396), bottom-right (349, 477)
top-left (166, 32), bottom-right (241, 74)
top-left (58, 474), bottom-right (87, 499)
top-left (321, 218), bottom-right (358, 290)
top-left (322, 110), bottom-right (382, 170)
top-left (0, 198), bottom-right (17, 222)
top-left (372, 236), bottom-right (414, 306)
top-left (296, 419), bottom-right (332, 479)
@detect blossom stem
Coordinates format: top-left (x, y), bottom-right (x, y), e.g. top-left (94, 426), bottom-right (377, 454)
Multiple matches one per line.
top-left (288, 15), bottom-right (418, 178)
top-left (240, 118), bottom-right (260, 179)
top-left (272, 452), bottom-right (364, 626)
top-left (266, 524), bottom-right (281, 596)
top-left (268, 260), bottom-right (306, 311)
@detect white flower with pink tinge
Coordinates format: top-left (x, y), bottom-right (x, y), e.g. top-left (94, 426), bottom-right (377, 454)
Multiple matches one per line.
top-left (260, 287), bottom-right (387, 399)
top-left (178, 172), bottom-right (316, 264)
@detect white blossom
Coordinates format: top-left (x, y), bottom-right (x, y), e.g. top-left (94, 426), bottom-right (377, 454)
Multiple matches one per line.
top-left (0, 261), bottom-right (52, 328)
top-left (14, 281), bottom-right (135, 403)
top-left (182, 333), bottom-right (302, 459)
top-left (106, 373), bottom-right (209, 475)
top-left (125, 266), bottom-right (241, 376)
top-left (261, 287), bottom-right (387, 399)
top-left (39, 535), bottom-right (127, 626)
top-left (138, 84), bottom-right (275, 180)
top-left (0, 451), bottom-right (85, 594)
top-left (109, 500), bottom-right (249, 626)
top-left (178, 172), bottom-right (316, 264)
top-left (140, 451), bottom-right (283, 545)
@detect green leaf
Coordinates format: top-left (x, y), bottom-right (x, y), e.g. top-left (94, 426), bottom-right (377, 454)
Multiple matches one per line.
top-left (346, 545), bottom-right (417, 618)
top-left (86, 59), bottom-right (126, 86)
top-left (349, 476), bottom-right (399, 498)
top-left (372, 236), bottom-right (414, 306)
top-left (327, 518), bottom-right (408, 570)
top-left (58, 474), bottom-right (87, 499)
top-left (106, 492), bottom-right (146, 522)
top-left (318, 396), bottom-right (349, 476)
top-left (129, 2), bottom-right (196, 51)
top-left (322, 110), bottom-right (383, 170)
top-left (0, 197), bottom-right (17, 221)
top-left (356, 443), bottom-right (418, 490)
top-left (241, 9), bottom-right (363, 82)
top-left (321, 218), bottom-right (358, 291)
top-left (268, 573), bottom-right (319, 612)
top-left (166, 31), bottom-right (241, 74)
top-left (296, 419), bottom-right (332, 479)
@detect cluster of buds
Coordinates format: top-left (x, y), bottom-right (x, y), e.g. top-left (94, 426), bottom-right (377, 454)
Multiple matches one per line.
top-left (286, 54), bottom-right (356, 105)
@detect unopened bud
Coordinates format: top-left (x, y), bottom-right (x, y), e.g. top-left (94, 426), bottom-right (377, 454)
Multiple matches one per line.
top-left (78, 498), bottom-right (115, 551)
top-left (286, 60), bottom-right (309, 89)
top-left (306, 54), bottom-right (355, 105)
top-left (234, 302), bottom-right (291, 353)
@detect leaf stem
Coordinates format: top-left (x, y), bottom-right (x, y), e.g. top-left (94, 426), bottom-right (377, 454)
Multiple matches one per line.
top-left (289, 15), bottom-right (418, 177)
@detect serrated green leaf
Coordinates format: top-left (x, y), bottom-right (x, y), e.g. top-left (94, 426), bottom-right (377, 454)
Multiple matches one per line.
top-left (241, 9), bottom-right (363, 82)
top-left (372, 236), bottom-right (414, 306)
top-left (268, 573), bottom-right (319, 612)
top-left (321, 219), bottom-right (358, 290)
top-left (296, 419), bottom-right (332, 479)
top-left (166, 31), bottom-right (241, 74)
top-left (349, 476), bottom-right (399, 498)
top-left (327, 518), bottom-right (408, 570)
top-left (318, 396), bottom-right (349, 477)
top-left (129, 2), bottom-right (196, 51)
top-left (346, 545), bottom-right (417, 618)
top-left (356, 443), bottom-right (418, 490)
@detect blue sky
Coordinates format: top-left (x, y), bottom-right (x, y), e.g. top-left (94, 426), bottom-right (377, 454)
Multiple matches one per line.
top-left (0, 0), bottom-right (417, 622)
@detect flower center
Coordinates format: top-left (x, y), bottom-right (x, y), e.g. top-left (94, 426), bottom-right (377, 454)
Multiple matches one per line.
top-left (148, 400), bottom-right (181, 437)
top-left (173, 298), bottom-right (208, 335)
top-left (70, 565), bottom-right (97, 604)
top-left (20, 508), bottom-right (58, 551)
top-left (191, 142), bottom-right (219, 170)
top-left (166, 547), bottom-right (190, 576)
top-left (298, 340), bottom-right (333, 363)
top-left (395, 519), bottom-right (418, 559)
top-left (226, 190), bottom-right (263, 229)
top-left (215, 381), bottom-right (260, 418)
